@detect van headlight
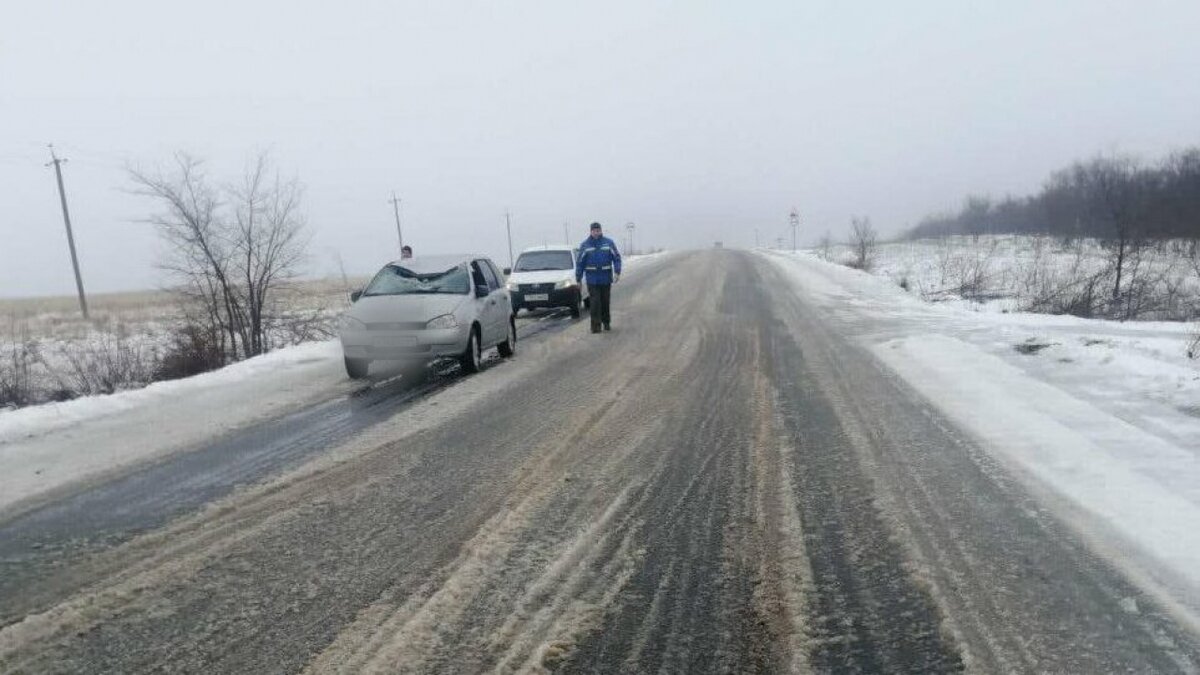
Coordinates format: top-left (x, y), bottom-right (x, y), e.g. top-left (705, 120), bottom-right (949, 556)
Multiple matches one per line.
top-left (507, 280), bottom-right (519, 291)
top-left (555, 279), bottom-right (577, 289)
top-left (339, 315), bottom-right (366, 331)
top-left (426, 314), bottom-right (459, 330)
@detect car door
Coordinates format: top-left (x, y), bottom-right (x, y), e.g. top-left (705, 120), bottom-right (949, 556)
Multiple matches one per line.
top-left (484, 260), bottom-right (512, 318)
top-left (471, 260), bottom-right (501, 346)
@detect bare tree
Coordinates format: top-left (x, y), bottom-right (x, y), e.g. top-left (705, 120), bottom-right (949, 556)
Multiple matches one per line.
top-left (848, 216), bottom-right (877, 270)
top-left (229, 154), bottom-right (310, 355)
top-left (130, 152), bottom-right (309, 362)
top-left (1074, 155), bottom-right (1153, 308)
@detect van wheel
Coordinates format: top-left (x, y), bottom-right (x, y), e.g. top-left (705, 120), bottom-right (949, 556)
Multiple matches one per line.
top-left (498, 318), bottom-right (516, 357)
top-left (569, 292), bottom-right (582, 318)
top-left (460, 327), bottom-right (482, 373)
top-left (345, 357), bottom-right (370, 379)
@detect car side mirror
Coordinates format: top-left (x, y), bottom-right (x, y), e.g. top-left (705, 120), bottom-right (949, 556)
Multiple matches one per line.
top-left (502, 267), bottom-right (511, 276)
top-left (475, 285), bottom-right (490, 298)
top-left (350, 290), bottom-right (363, 303)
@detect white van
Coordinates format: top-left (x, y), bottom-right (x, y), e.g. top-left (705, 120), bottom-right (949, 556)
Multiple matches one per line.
top-left (504, 245), bottom-right (588, 318)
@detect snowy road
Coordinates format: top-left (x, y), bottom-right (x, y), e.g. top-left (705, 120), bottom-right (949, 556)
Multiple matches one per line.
top-left (2, 250), bottom-right (1200, 673)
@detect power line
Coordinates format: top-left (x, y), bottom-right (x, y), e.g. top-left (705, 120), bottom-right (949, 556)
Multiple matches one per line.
top-left (46, 144), bottom-right (90, 319)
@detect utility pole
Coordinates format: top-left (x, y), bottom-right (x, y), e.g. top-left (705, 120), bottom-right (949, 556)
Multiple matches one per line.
top-left (46, 145), bottom-right (89, 319)
top-left (625, 222), bottom-right (635, 255)
top-left (505, 210), bottom-right (514, 269)
top-left (789, 208), bottom-right (800, 251)
top-left (389, 192), bottom-right (404, 255)
top-left (563, 221), bottom-right (569, 244)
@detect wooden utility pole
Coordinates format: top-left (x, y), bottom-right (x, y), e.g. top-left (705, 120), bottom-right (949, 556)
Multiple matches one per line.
top-left (46, 145), bottom-right (89, 319)
top-left (505, 211), bottom-right (514, 269)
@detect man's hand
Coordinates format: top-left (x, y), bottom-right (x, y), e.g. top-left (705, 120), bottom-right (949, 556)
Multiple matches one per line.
top-left (613, 274), bottom-right (620, 284)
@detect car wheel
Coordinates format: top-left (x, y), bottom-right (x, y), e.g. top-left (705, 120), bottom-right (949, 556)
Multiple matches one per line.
top-left (344, 356), bottom-right (370, 379)
top-left (569, 291), bottom-right (582, 318)
top-left (460, 326), bottom-right (482, 373)
top-left (498, 318), bottom-right (516, 357)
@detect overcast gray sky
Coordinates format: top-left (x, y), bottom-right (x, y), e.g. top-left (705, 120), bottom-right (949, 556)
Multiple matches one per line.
top-left (3, 0), bottom-right (1199, 296)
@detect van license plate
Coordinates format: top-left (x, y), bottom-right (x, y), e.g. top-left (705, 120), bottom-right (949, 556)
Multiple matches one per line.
top-left (526, 293), bottom-right (549, 302)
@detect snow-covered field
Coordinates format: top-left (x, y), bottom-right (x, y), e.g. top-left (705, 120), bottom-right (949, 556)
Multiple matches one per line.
top-left (765, 247), bottom-right (1200, 630)
top-left (819, 235), bottom-right (1200, 322)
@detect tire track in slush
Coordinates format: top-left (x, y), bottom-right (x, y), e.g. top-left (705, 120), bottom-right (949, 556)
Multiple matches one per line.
top-left (563, 270), bottom-right (797, 673)
top-left (559, 253), bottom-right (964, 673)
top-left (755, 272), bottom-right (963, 672)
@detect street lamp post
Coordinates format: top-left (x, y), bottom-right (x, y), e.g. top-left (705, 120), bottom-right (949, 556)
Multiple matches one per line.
top-left (625, 222), bottom-right (635, 255)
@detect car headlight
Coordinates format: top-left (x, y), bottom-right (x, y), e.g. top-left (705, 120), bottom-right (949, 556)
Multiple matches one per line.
top-left (555, 279), bottom-right (577, 289)
top-left (339, 315), bottom-right (366, 331)
top-left (507, 281), bottom-right (519, 291)
top-left (426, 314), bottom-right (459, 330)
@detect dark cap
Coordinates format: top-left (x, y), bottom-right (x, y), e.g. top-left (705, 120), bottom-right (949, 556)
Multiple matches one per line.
top-left (589, 222), bottom-right (602, 230)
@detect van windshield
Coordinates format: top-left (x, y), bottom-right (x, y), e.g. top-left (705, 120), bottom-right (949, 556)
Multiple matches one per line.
top-left (514, 250), bottom-right (574, 271)
top-left (362, 264), bottom-right (470, 296)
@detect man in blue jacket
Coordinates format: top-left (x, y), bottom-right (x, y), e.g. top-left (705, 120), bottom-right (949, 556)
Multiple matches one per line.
top-left (575, 222), bottom-right (623, 333)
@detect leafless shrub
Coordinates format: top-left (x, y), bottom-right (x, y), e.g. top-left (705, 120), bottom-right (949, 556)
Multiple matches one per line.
top-left (954, 239), bottom-right (999, 302)
top-left (155, 321), bottom-right (226, 381)
top-left (1018, 241), bottom-right (1109, 318)
top-left (846, 216), bottom-right (877, 271)
top-left (44, 331), bottom-right (158, 397)
top-left (918, 238), bottom-right (1001, 302)
top-left (0, 323), bottom-right (39, 407)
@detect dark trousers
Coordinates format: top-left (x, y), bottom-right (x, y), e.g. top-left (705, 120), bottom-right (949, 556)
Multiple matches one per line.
top-left (587, 283), bottom-right (612, 330)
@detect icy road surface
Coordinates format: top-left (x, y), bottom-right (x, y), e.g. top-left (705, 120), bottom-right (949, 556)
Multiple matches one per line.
top-left (2, 250), bottom-right (1199, 673)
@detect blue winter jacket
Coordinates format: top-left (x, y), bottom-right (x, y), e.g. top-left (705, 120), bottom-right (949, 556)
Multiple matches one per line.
top-left (575, 235), bottom-right (623, 285)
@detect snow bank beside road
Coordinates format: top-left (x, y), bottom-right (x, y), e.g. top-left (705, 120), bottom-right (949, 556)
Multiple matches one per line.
top-left (0, 341), bottom-right (347, 516)
top-left (877, 334), bottom-right (1200, 624)
top-left (0, 341), bottom-right (342, 444)
top-left (764, 249), bottom-right (1200, 628)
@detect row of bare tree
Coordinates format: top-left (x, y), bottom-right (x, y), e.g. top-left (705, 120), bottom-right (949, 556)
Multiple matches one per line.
top-left (911, 148), bottom-right (1200, 242)
top-left (908, 148), bottom-right (1200, 319)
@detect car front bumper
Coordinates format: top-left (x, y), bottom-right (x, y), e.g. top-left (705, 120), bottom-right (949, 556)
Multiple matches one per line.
top-left (512, 286), bottom-right (580, 309)
top-left (340, 326), bottom-right (468, 361)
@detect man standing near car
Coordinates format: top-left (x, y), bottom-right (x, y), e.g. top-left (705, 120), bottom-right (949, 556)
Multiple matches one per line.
top-left (576, 222), bottom-right (622, 333)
